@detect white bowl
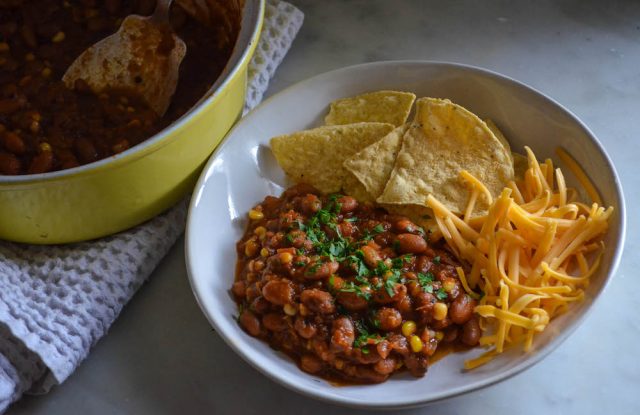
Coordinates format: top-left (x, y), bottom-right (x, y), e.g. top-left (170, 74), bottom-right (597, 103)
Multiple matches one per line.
top-left (185, 61), bottom-right (625, 409)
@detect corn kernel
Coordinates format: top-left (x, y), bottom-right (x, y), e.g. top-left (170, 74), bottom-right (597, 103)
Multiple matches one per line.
top-left (260, 248), bottom-right (269, 257)
top-left (334, 359), bottom-right (344, 370)
top-left (25, 52), bottom-right (35, 61)
top-left (51, 31), bottom-right (66, 43)
top-left (433, 302), bottom-right (448, 321)
top-left (443, 279), bottom-right (456, 292)
top-left (244, 240), bottom-right (259, 257)
top-left (248, 209), bottom-right (264, 220)
top-left (299, 303), bottom-right (309, 316)
top-left (435, 331), bottom-right (444, 341)
top-left (39, 142), bottom-right (51, 153)
top-left (409, 335), bottom-right (423, 353)
top-left (283, 303), bottom-right (297, 316)
top-left (0, 42), bottom-right (8, 52)
top-left (253, 226), bottom-right (267, 239)
top-left (401, 321), bottom-right (416, 337)
top-left (41, 67), bottom-right (52, 78)
top-left (279, 252), bottom-right (293, 264)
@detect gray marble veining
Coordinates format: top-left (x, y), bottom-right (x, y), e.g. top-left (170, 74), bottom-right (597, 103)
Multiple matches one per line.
top-left (9, 0), bottom-right (640, 414)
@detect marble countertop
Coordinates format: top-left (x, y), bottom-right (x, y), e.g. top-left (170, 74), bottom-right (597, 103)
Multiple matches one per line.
top-left (9, 0), bottom-right (640, 413)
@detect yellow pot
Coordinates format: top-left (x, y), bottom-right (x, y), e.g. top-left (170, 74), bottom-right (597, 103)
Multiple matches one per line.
top-left (0, 0), bottom-right (264, 245)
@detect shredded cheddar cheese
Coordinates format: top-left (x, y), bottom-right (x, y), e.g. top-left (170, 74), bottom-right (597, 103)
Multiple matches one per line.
top-left (425, 146), bottom-right (612, 369)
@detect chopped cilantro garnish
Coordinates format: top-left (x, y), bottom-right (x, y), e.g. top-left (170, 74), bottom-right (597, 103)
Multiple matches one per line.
top-left (435, 287), bottom-right (448, 300)
top-left (339, 281), bottom-right (371, 301)
top-left (433, 256), bottom-right (441, 264)
top-left (391, 254), bottom-right (412, 269)
top-left (305, 261), bottom-right (322, 275)
top-left (294, 261), bottom-right (306, 267)
top-left (353, 320), bottom-right (386, 348)
top-left (417, 272), bottom-right (434, 293)
top-left (373, 224), bottom-right (385, 234)
top-left (344, 217), bottom-right (359, 223)
top-left (317, 209), bottom-right (332, 225)
top-left (285, 233), bottom-right (294, 244)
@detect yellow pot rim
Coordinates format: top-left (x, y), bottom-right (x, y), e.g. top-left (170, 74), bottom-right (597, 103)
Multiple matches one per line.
top-left (0, 0), bottom-right (265, 186)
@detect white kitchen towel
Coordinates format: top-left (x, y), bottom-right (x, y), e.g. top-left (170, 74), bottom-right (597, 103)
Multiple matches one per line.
top-left (0, 1), bottom-right (303, 411)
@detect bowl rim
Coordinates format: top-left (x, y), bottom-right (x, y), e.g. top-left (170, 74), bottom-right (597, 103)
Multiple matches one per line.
top-left (0, 0), bottom-right (266, 184)
top-left (185, 60), bottom-right (626, 409)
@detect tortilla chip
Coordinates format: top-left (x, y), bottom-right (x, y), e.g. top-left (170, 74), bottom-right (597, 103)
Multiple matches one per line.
top-left (324, 91), bottom-right (416, 127)
top-left (512, 152), bottom-right (529, 180)
top-left (270, 122), bottom-right (395, 193)
top-left (342, 172), bottom-right (376, 203)
top-left (485, 119), bottom-right (512, 161)
top-left (377, 98), bottom-right (514, 215)
top-left (343, 124), bottom-right (408, 200)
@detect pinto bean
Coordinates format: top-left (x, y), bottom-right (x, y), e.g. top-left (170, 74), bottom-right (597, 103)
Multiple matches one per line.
top-left (331, 316), bottom-right (355, 353)
top-left (376, 307), bottom-right (402, 331)
top-left (336, 288), bottom-right (370, 311)
top-left (300, 193), bottom-right (321, 214)
top-left (300, 289), bottom-right (335, 314)
top-left (414, 291), bottom-right (436, 323)
top-left (303, 259), bottom-right (339, 280)
top-left (231, 280), bottom-right (246, 298)
top-left (250, 296), bottom-right (270, 314)
top-left (300, 354), bottom-right (323, 374)
top-left (27, 150), bottom-right (54, 174)
top-left (361, 245), bottom-right (382, 268)
top-left (294, 316), bottom-right (317, 339)
top-left (239, 310), bottom-right (261, 336)
top-left (405, 353), bottom-right (428, 377)
top-left (395, 294), bottom-right (413, 318)
top-left (461, 316), bottom-right (481, 346)
top-left (387, 334), bottom-right (409, 356)
top-left (393, 219), bottom-right (420, 233)
top-left (337, 195), bottom-right (357, 213)
top-left (74, 138), bottom-right (98, 164)
top-left (395, 233), bottom-right (428, 254)
top-left (1, 131), bottom-right (26, 154)
top-left (262, 313), bottom-right (288, 332)
top-left (376, 340), bottom-right (391, 359)
top-left (374, 357), bottom-right (397, 375)
top-left (0, 152), bottom-right (21, 175)
top-left (338, 221), bottom-right (355, 237)
top-left (450, 294), bottom-right (477, 324)
top-left (415, 255), bottom-right (433, 273)
top-left (262, 279), bottom-right (294, 306)
top-left (373, 283), bottom-right (406, 304)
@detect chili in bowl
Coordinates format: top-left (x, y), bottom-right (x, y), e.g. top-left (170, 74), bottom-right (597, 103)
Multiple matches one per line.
top-left (185, 61), bottom-right (624, 409)
top-left (0, 0), bottom-right (234, 175)
top-left (0, 0), bottom-right (264, 244)
top-left (234, 184), bottom-right (481, 384)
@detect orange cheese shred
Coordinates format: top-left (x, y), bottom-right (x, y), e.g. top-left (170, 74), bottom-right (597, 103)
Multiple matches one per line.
top-left (426, 146), bottom-right (612, 369)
